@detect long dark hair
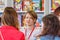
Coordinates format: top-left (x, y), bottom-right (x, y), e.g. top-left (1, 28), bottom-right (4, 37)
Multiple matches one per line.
top-left (38, 14), bottom-right (60, 37)
top-left (1, 7), bottom-right (19, 30)
top-left (54, 6), bottom-right (60, 16)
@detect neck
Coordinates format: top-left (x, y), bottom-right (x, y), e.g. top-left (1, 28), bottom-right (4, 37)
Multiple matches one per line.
top-left (27, 25), bottom-right (35, 30)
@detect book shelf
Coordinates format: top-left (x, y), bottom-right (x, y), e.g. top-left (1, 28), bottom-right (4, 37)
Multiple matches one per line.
top-left (14, 0), bottom-right (44, 13)
top-left (17, 11), bottom-right (44, 13)
top-left (0, 0), bottom-right (52, 27)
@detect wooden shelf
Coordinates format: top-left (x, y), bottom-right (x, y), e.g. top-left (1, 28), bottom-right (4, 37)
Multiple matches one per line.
top-left (17, 11), bottom-right (44, 13)
top-left (0, 11), bottom-right (44, 14)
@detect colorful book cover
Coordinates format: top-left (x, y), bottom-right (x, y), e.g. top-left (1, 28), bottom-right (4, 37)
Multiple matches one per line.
top-left (22, 0), bottom-right (33, 11)
top-left (14, 0), bottom-right (44, 11)
top-left (32, 0), bottom-right (40, 11)
top-left (14, 0), bottom-right (22, 11)
top-left (52, 0), bottom-right (60, 11)
top-left (42, 0), bottom-right (44, 11)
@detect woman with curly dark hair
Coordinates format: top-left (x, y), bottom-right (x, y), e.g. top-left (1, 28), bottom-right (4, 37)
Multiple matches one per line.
top-left (54, 6), bottom-right (60, 21)
top-left (54, 6), bottom-right (60, 40)
top-left (36, 14), bottom-right (60, 40)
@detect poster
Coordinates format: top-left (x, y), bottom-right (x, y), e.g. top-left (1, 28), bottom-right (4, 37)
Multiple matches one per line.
top-left (14, 0), bottom-right (44, 12)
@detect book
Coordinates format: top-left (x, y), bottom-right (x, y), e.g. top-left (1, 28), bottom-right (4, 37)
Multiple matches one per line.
top-left (32, 0), bottom-right (40, 11)
top-left (52, 0), bottom-right (60, 10)
top-left (22, 0), bottom-right (33, 11)
top-left (14, 0), bottom-right (22, 11)
top-left (42, 0), bottom-right (44, 11)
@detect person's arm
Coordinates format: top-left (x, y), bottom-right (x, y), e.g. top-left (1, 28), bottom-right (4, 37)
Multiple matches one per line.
top-left (21, 33), bottom-right (25, 40)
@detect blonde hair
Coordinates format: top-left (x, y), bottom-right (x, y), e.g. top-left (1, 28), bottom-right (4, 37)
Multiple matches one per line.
top-left (1, 7), bottom-right (19, 30)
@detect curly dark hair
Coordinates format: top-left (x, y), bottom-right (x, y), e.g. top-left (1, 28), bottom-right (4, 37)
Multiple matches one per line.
top-left (54, 7), bottom-right (60, 16)
top-left (38, 14), bottom-right (60, 37)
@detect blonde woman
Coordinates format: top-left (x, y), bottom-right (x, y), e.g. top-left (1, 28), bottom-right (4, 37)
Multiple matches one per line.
top-left (0, 7), bottom-right (25, 40)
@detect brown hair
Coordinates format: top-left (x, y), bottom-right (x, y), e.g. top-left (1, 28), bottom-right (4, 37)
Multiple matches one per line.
top-left (37, 14), bottom-right (60, 37)
top-left (25, 11), bottom-right (37, 24)
top-left (54, 7), bottom-right (60, 16)
top-left (1, 7), bottom-right (19, 30)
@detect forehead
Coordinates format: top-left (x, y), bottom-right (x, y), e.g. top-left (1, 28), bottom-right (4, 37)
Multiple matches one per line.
top-left (26, 13), bottom-right (33, 17)
top-left (25, 13), bottom-right (35, 19)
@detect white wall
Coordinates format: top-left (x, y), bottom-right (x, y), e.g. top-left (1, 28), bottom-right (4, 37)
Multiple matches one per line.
top-left (44, 0), bottom-right (51, 15)
top-left (6, 0), bottom-right (13, 7)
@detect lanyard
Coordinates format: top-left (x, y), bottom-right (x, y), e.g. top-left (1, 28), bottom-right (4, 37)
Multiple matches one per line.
top-left (25, 27), bottom-right (35, 40)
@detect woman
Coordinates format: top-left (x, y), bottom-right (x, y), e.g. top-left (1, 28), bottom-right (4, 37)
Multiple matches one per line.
top-left (54, 6), bottom-right (60, 21)
top-left (20, 11), bottom-right (41, 40)
top-left (0, 7), bottom-right (25, 40)
top-left (36, 14), bottom-right (60, 40)
top-left (54, 7), bottom-right (60, 40)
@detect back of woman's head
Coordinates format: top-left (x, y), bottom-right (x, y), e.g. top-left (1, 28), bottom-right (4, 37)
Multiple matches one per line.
top-left (54, 7), bottom-right (60, 16)
top-left (41, 14), bottom-right (60, 36)
top-left (1, 7), bottom-right (19, 30)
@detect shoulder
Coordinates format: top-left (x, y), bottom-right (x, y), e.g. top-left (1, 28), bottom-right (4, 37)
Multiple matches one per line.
top-left (40, 35), bottom-right (54, 40)
top-left (54, 36), bottom-right (60, 40)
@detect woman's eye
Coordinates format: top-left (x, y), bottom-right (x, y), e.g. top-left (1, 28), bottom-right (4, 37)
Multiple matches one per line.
top-left (25, 17), bottom-right (28, 19)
